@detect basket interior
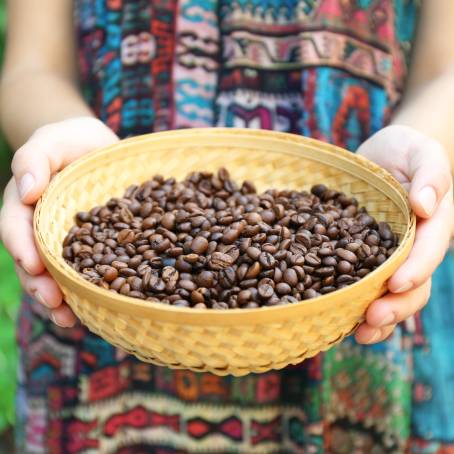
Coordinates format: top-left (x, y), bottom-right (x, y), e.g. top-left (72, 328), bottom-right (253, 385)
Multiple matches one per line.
top-left (37, 129), bottom-right (410, 275)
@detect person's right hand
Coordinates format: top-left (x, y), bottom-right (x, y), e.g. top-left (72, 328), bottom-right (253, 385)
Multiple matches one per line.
top-left (0, 117), bottom-right (119, 327)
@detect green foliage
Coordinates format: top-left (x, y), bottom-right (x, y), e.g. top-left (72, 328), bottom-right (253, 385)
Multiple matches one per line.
top-left (0, 0), bottom-right (21, 432)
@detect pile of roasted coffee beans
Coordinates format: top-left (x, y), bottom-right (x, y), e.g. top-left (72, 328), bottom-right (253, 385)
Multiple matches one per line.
top-left (63, 169), bottom-right (398, 309)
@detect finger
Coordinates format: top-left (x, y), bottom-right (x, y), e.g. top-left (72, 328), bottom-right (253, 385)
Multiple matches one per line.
top-left (407, 137), bottom-right (452, 218)
top-left (389, 193), bottom-right (452, 293)
top-left (15, 265), bottom-right (63, 309)
top-left (366, 279), bottom-right (431, 328)
top-left (0, 180), bottom-right (45, 275)
top-left (11, 118), bottom-right (118, 204)
top-left (355, 324), bottom-right (396, 345)
top-left (49, 304), bottom-right (77, 328)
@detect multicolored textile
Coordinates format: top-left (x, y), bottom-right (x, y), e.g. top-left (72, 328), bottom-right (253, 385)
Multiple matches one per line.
top-left (16, 0), bottom-right (454, 452)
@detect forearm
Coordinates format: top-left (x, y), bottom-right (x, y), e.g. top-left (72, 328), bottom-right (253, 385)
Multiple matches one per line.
top-left (393, 72), bottom-right (454, 175)
top-left (0, 70), bottom-right (93, 149)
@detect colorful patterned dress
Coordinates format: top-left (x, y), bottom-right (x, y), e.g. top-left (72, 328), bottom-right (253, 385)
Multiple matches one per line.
top-left (16, 1), bottom-right (454, 452)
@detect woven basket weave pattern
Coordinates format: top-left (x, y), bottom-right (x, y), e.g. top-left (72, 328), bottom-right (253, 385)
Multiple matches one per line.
top-left (34, 129), bottom-right (415, 376)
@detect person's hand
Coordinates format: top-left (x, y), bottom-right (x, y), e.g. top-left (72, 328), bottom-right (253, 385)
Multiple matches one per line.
top-left (0, 117), bottom-right (119, 327)
top-left (355, 125), bottom-right (454, 344)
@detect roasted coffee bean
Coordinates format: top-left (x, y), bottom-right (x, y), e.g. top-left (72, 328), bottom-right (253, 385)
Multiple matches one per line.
top-left (179, 280), bottom-right (197, 292)
top-left (337, 260), bottom-right (353, 274)
top-left (245, 262), bottom-right (261, 279)
top-left (195, 270), bottom-right (214, 288)
top-left (283, 268), bottom-right (298, 287)
top-left (162, 266), bottom-right (179, 284)
top-left (219, 267), bottom-right (237, 288)
top-left (314, 266), bottom-right (334, 277)
top-left (259, 252), bottom-right (276, 269)
top-left (101, 265), bottom-right (118, 282)
top-left (356, 268), bottom-right (371, 278)
top-left (191, 236), bottom-right (209, 254)
top-left (276, 282), bottom-right (291, 295)
top-left (305, 253), bottom-right (321, 267)
top-left (335, 248), bottom-right (358, 264)
top-left (302, 289), bottom-right (318, 300)
top-left (161, 212), bottom-right (176, 230)
top-left (209, 252), bottom-right (234, 270)
top-left (117, 229), bottom-right (135, 245)
top-left (258, 283), bottom-right (274, 299)
top-left (183, 253), bottom-right (199, 264)
top-left (246, 246), bottom-right (261, 260)
top-left (322, 256), bottom-right (337, 267)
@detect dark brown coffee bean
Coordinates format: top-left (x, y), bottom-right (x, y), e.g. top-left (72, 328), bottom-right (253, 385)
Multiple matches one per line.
top-left (302, 289), bottom-right (318, 300)
top-left (337, 260), bottom-right (353, 274)
top-left (335, 248), bottom-right (358, 264)
top-left (245, 262), bottom-right (261, 279)
top-left (119, 283), bottom-right (131, 295)
top-left (259, 252), bottom-right (276, 269)
top-left (119, 267), bottom-right (137, 277)
top-left (337, 274), bottom-right (354, 284)
top-left (183, 253), bottom-right (199, 264)
top-left (151, 236), bottom-right (171, 253)
top-left (117, 229), bottom-right (135, 245)
top-left (237, 290), bottom-right (252, 305)
top-left (167, 247), bottom-right (183, 257)
top-left (223, 245), bottom-right (240, 262)
top-left (111, 260), bottom-right (128, 270)
top-left (195, 270), bottom-right (214, 288)
top-left (261, 210), bottom-right (276, 224)
top-left (189, 287), bottom-right (205, 305)
top-left (219, 267), bottom-right (236, 288)
top-left (209, 252), bottom-right (234, 270)
top-left (358, 214), bottom-right (374, 226)
top-left (246, 246), bottom-right (261, 260)
top-left (159, 212), bottom-right (175, 230)
top-left (174, 299), bottom-right (190, 307)
top-left (128, 277), bottom-right (143, 291)
top-left (110, 277), bottom-right (126, 291)
top-left (305, 253), bottom-right (321, 267)
top-left (258, 283), bottom-right (274, 299)
top-left (356, 268), bottom-right (371, 278)
top-left (276, 282), bottom-right (291, 295)
top-left (179, 280), bottom-right (197, 292)
top-left (102, 265), bottom-right (118, 282)
top-left (322, 256), bottom-right (337, 267)
top-left (314, 266), bottom-right (334, 277)
top-left (244, 212), bottom-right (262, 224)
top-left (191, 236), bottom-right (209, 254)
top-left (376, 254), bottom-right (387, 266)
top-left (175, 256), bottom-right (192, 273)
top-left (283, 268), bottom-right (298, 287)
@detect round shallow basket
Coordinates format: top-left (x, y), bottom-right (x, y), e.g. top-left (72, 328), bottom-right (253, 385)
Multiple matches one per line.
top-left (34, 128), bottom-right (415, 376)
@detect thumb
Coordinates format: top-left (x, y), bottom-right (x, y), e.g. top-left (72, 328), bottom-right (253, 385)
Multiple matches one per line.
top-left (407, 137), bottom-right (452, 219)
top-left (12, 117), bottom-right (118, 205)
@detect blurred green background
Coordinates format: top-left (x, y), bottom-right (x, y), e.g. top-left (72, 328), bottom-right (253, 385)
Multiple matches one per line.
top-left (0, 0), bottom-right (22, 441)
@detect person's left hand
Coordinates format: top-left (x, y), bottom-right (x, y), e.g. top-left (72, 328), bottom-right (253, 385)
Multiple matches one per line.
top-left (354, 125), bottom-right (454, 344)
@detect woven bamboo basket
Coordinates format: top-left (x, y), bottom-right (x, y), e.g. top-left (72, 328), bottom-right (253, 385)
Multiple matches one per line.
top-left (34, 128), bottom-right (415, 376)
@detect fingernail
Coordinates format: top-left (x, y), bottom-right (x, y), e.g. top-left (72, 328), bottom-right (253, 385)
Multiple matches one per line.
top-left (50, 311), bottom-right (62, 327)
top-left (19, 259), bottom-right (33, 275)
top-left (35, 292), bottom-right (49, 308)
top-left (377, 312), bottom-right (395, 327)
top-left (394, 282), bottom-right (412, 293)
top-left (364, 329), bottom-right (381, 344)
top-left (19, 173), bottom-right (35, 200)
top-left (418, 186), bottom-right (437, 216)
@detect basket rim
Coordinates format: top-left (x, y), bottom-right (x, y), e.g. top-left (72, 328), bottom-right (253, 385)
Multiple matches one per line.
top-left (34, 128), bottom-right (416, 325)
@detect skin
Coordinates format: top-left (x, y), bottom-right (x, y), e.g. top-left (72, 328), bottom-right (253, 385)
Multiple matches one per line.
top-left (0, 0), bottom-right (453, 341)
